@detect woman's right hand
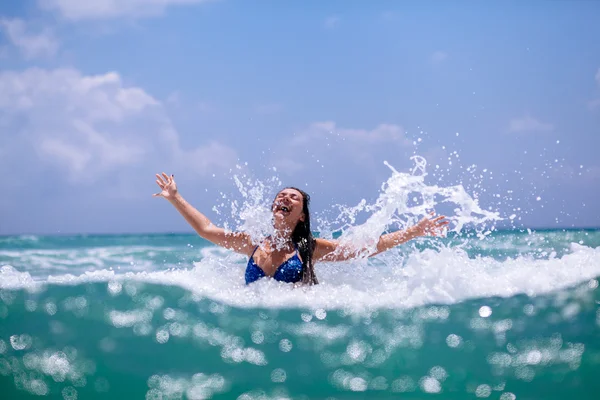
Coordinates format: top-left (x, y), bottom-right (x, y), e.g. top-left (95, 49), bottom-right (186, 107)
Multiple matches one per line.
top-left (153, 172), bottom-right (178, 200)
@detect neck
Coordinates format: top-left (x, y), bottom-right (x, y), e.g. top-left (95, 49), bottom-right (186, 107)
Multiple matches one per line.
top-left (271, 228), bottom-right (294, 250)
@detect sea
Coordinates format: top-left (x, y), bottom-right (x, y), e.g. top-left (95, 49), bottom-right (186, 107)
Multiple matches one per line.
top-left (1, 161), bottom-right (599, 399)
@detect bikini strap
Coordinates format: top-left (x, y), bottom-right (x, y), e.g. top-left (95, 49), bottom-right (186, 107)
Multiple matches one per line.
top-left (250, 236), bottom-right (270, 258)
top-left (249, 244), bottom-right (260, 258)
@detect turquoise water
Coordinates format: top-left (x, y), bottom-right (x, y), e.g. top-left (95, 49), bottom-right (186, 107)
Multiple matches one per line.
top-left (1, 230), bottom-right (600, 399)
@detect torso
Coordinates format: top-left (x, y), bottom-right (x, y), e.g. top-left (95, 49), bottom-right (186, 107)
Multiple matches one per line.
top-left (245, 241), bottom-right (303, 284)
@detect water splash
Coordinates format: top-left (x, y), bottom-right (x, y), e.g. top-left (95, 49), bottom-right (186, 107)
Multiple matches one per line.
top-left (225, 168), bottom-right (282, 246)
top-left (327, 156), bottom-right (502, 254)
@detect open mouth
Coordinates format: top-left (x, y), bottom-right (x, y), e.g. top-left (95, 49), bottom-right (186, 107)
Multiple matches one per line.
top-left (275, 204), bottom-right (291, 214)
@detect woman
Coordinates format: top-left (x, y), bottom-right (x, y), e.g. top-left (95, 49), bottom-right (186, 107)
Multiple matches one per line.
top-left (154, 173), bottom-right (448, 285)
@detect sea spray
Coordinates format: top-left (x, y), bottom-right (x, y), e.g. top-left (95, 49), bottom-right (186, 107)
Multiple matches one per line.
top-left (229, 172), bottom-right (282, 246)
top-left (224, 156), bottom-right (502, 259)
top-left (327, 156), bottom-right (503, 256)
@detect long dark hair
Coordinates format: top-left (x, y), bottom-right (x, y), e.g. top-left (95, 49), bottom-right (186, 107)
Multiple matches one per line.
top-left (281, 187), bottom-right (319, 285)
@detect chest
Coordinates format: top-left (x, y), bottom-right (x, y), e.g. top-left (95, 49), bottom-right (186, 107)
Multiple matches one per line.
top-left (252, 248), bottom-right (302, 277)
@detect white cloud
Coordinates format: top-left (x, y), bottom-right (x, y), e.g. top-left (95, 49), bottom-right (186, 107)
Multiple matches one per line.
top-left (174, 139), bottom-right (237, 172)
top-left (38, 0), bottom-right (215, 20)
top-left (307, 121), bottom-right (409, 144)
top-left (0, 18), bottom-right (59, 59)
top-left (431, 51), bottom-right (448, 64)
top-left (590, 68), bottom-right (600, 110)
top-left (324, 15), bottom-right (340, 29)
top-left (166, 91), bottom-right (181, 105)
top-left (273, 121), bottom-right (410, 174)
top-left (271, 157), bottom-right (304, 174)
top-left (507, 115), bottom-right (554, 133)
top-left (0, 67), bottom-right (237, 184)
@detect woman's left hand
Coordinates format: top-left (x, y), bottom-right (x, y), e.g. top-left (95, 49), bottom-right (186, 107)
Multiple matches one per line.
top-left (412, 212), bottom-right (449, 237)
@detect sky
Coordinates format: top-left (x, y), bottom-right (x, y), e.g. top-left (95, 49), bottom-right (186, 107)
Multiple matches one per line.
top-left (0, 0), bottom-right (599, 235)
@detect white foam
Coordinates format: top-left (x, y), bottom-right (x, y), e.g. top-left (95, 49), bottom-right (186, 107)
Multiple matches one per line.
top-left (0, 246), bottom-right (184, 284)
top-left (2, 244), bottom-right (599, 312)
top-left (0, 266), bottom-right (41, 291)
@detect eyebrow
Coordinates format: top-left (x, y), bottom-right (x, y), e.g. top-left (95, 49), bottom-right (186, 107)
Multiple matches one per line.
top-left (278, 191), bottom-right (300, 197)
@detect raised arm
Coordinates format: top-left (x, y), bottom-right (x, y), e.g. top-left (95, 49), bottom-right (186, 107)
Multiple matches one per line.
top-left (313, 212), bottom-right (448, 262)
top-left (153, 173), bottom-right (254, 256)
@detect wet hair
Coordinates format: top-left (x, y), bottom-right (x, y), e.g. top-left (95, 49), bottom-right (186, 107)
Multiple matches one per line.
top-left (278, 187), bottom-right (319, 285)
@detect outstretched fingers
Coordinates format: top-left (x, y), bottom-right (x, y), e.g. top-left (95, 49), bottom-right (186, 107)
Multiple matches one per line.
top-left (153, 172), bottom-right (176, 197)
top-left (152, 178), bottom-right (163, 197)
top-left (418, 212), bottom-right (449, 237)
top-left (154, 173), bottom-right (168, 197)
top-left (431, 215), bottom-right (449, 227)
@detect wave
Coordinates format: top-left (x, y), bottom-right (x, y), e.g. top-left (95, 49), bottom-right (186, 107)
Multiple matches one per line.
top-left (2, 242), bottom-right (599, 312)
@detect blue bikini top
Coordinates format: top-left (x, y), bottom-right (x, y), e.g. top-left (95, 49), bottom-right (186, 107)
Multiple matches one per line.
top-left (245, 242), bottom-right (303, 285)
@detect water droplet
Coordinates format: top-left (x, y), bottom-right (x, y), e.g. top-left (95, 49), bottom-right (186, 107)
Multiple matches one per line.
top-left (279, 339), bottom-right (292, 352)
top-left (445, 334), bottom-right (462, 348)
top-left (475, 384), bottom-right (492, 398)
top-left (419, 377), bottom-right (441, 393)
top-left (479, 306), bottom-right (492, 318)
top-left (155, 329), bottom-right (169, 344)
top-left (270, 368), bottom-right (287, 383)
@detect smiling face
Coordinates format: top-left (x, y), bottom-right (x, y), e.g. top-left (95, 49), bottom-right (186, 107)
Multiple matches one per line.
top-left (272, 188), bottom-right (306, 230)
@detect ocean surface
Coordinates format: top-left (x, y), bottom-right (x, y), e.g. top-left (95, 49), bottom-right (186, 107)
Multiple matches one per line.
top-left (2, 161), bottom-right (600, 399)
top-left (1, 229), bottom-right (599, 399)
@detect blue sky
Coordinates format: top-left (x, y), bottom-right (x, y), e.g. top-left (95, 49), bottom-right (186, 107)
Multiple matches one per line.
top-left (1, 0), bottom-right (599, 235)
